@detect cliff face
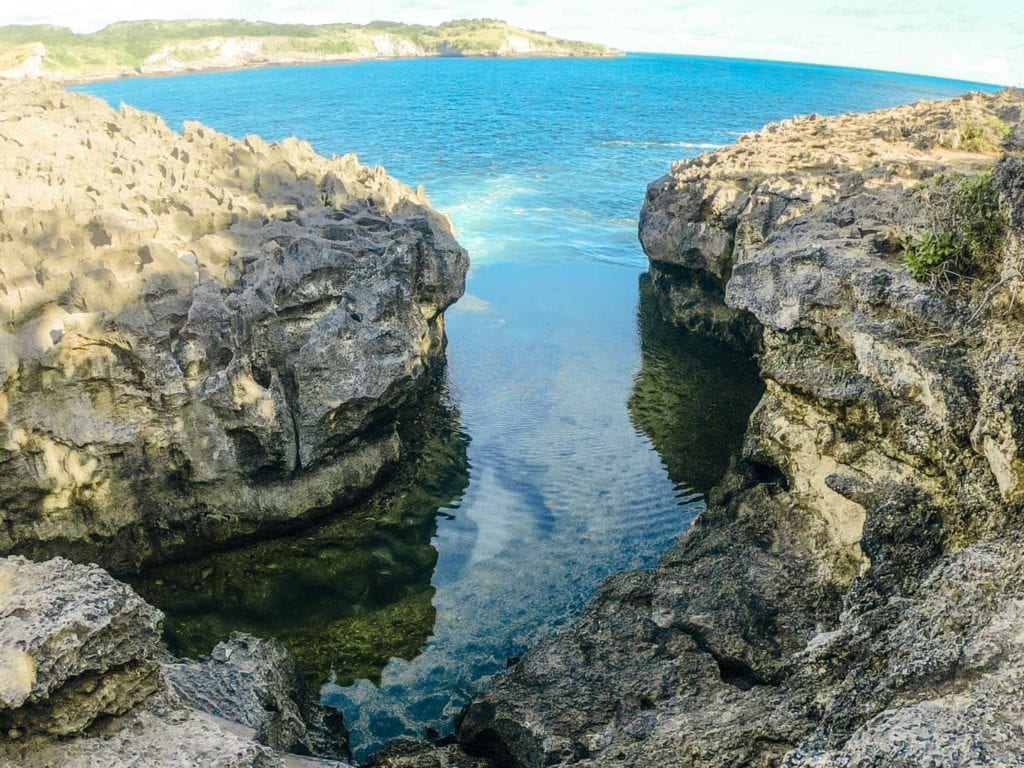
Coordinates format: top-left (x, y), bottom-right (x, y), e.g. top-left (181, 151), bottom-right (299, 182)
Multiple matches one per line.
top-left (0, 81), bottom-right (468, 571)
top-left (454, 90), bottom-right (1024, 765)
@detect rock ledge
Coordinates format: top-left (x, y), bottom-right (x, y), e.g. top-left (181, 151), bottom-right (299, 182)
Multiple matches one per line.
top-left (0, 80), bottom-right (468, 571)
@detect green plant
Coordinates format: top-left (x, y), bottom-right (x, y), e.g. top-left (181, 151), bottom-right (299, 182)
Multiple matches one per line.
top-left (958, 121), bottom-right (987, 151)
top-left (988, 115), bottom-right (1012, 141)
top-left (958, 117), bottom-right (1011, 152)
top-left (902, 172), bottom-right (1006, 283)
top-left (904, 230), bottom-right (958, 279)
top-left (953, 173), bottom-right (1006, 264)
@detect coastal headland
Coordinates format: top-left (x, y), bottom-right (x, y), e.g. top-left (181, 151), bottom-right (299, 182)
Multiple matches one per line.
top-left (0, 19), bottom-right (621, 84)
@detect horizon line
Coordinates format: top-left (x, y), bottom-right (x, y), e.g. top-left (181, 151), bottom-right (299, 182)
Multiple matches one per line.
top-left (620, 51), bottom-right (1010, 90)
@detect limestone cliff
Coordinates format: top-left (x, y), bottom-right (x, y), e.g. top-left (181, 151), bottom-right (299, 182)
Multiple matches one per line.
top-left (453, 90), bottom-right (1024, 765)
top-left (0, 81), bottom-right (468, 571)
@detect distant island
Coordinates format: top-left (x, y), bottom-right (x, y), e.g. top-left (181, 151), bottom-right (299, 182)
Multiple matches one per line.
top-left (0, 18), bottom-right (622, 82)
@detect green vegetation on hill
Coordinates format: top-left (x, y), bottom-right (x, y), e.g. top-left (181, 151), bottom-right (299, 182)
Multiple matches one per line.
top-left (0, 18), bottom-right (618, 81)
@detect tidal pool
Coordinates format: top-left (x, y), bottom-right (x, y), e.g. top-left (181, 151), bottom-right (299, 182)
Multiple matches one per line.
top-left (131, 261), bottom-right (762, 757)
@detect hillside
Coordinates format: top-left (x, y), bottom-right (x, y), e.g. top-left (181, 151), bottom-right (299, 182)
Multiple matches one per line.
top-left (0, 18), bottom-right (620, 82)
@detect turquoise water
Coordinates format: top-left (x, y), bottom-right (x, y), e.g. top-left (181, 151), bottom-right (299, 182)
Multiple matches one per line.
top-left (77, 54), bottom-right (995, 759)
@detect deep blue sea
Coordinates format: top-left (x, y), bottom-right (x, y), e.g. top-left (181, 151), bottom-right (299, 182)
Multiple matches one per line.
top-left (77, 54), bottom-right (997, 759)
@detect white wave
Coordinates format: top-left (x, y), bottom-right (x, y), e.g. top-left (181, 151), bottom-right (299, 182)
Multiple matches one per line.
top-left (601, 139), bottom-right (722, 149)
top-left (451, 293), bottom-right (492, 313)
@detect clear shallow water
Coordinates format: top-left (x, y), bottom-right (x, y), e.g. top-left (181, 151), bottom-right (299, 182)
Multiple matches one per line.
top-left (77, 54), bottom-right (996, 759)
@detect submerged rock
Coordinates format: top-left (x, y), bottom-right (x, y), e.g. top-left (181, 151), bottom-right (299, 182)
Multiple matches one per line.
top-left (0, 556), bottom-right (353, 766)
top-left (163, 633), bottom-right (350, 761)
top-left (0, 80), bottom-right (468, 571)
top-left (452, 89), bottom-right (1024, 765)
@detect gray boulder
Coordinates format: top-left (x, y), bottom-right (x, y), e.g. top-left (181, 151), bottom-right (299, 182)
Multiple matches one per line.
top-left (163, 633), bottom-right (350, 761)
top-left (0, 555), bottom-right (352, 767)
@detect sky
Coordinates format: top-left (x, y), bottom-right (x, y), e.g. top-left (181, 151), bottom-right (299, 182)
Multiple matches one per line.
top-left (2, 1), bottom-right (1022, 86)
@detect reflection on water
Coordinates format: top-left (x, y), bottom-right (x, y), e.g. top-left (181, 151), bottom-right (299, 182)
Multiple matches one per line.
top-left (130, 263), bottom-right (766, 760)
top-left (130, 368), bottom-right (469, 687)
top-left (629, 272), bottom-right (764, 494)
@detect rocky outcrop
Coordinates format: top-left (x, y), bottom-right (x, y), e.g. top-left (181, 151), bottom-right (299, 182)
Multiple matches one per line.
top-left (0, 80), bottom-right (468, 571)
top-left (452, 90), bottom-right (1024, 765)
top-left (0, 556), bottom-right (162, 739)
top-left (363, 738), bottom-right (492, 768)
top-left (163, 633), bottom-right (350, 760)
top-left (0, 555), bottom-right (352, 767)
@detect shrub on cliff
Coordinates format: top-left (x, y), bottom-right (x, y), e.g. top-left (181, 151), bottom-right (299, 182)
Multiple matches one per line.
top-left (957, 116), bottom-right (1012, 153)
top-left (903, 172), bottom-right (1006, 283)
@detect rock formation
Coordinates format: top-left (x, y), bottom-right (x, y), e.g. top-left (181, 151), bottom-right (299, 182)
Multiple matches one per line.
top-left (452, 90), bottom-right (1024, 765)
top-left (163, 633), bottom-right (349, 760)
top-left (0, 555), bottom-right (352, 766)
top-left (0, 80), bottom-right (468, 571)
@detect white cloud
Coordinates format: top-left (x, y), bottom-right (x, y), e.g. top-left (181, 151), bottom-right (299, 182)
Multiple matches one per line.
top-left (3, 0), bottom-right (1021, 85)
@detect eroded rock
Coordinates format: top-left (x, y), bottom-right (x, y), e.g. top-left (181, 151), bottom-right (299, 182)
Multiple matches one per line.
top-left (0, 81), bottom-right (468, 571)
top-left (0, 555), bottom-right (352, 767)
top-left (0, 555), bottom-right (162, 736)
top-left (163, 633), bottom-right (350, 761)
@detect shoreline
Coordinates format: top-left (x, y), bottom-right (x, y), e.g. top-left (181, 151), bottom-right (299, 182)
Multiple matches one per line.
top-left (19, 49), bottom-right (626, 87)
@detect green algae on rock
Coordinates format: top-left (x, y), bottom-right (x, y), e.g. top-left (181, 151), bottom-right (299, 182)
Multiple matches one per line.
top-left (130, 367), bottom-right (469, 689)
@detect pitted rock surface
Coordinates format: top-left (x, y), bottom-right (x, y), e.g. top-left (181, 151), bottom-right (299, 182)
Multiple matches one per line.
top-left (0, 556), bottom-right (353, 767)
top-left (163, 633), bottom-right (350, 760)
top-left (0, 555), bottom-right (162, 731)
top-left (0, 80), bottom-right (468, 571)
